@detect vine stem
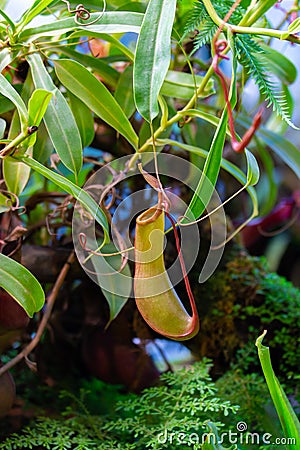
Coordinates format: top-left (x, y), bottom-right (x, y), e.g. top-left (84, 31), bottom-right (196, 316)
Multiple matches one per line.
top-left (0, 127), bottom-right (38, 158)
top-left (128, 0), bottom-right (291, 168)
top-left (0, 252), bottom-right (75, 377)
top-left (201, 0), bottom-right (300, 42)
top-left (127, 66), bottom-right (215, 170)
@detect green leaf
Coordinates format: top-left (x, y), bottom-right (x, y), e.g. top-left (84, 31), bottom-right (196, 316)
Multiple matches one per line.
top-left (133, 0), bottom-right (177, 122)
top-left (245, 149), bottom-right (260, 186)
top-left (28, 89), bottom-right (52, 127)
top-left (255, 143), bottom-right (278, 216)
top-left (0, 74), bottom-right (28, 130)
top-left (16, 0), bottom-right (56, 30)
top-left (258, 44), bottom-right (297, 85)
top-left (161, 70), bottom-right (215, 99)
top-left (68, 92), bottom-right (95, 148)
top-left (0, 47), bottom-right (13, 73)
top-left (287, 17), bottom-right (300, 34)
top-left (91, 243), bottom-right (131, 327)
top-left (27, 53), bottom-right (83, 178)
top-left (0, 253), bottom-right (45, 317)
top-left (70, 31), bottom-right (134, 62)
top-left (256, 331), bottom-right (300, 448)
top-left (257, 128), bottom-right (300, 179)
top-left (54, 59), bottom-right (138, 150)
top-left (202, 421), bottom-right (236, 449)
top-left (20, 11), bottom-right (143, 40)
top-left (0, 192), bottom-right (12, 213)
top-left (2, 74), bottom-right (33, 196)
top-left (265, 84), bottom-right (294, 134)
top-left (182, 108), bottom-right (227, 223)
top-left (32, 121), bottom-right (53, 164)
top-left (27, 88), bottom-right (52, 148)
top-left (16, 155), bottom-right (110, 245)
top-left (157, 138), bottom-right (258, 214)
top-left (0, 117), bottom-right (5, 138)
top-left (54, 46), bottom-right (119, 88)
top-left (114, 65), bottom-right (136, 119)
top-left (0, 0), bottom-right (9, 9)
top-left (238, 115), bottom-right (300, 179)
top-left (235, 35), bottom-right (296, 128)
top-left (3, 158), bottom-right (31, 197)
top-left (0, 86), bottom-right (23, 115)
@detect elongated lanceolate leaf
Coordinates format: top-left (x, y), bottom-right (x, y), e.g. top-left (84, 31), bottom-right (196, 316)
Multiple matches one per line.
top-left (0, 118), bottom-right (5, 138)
top-left (258, 44), bottom-right (297, 85)
top-left (133, 0), bottom-right (177, 122)
top-left (28, 89), bottom-right (52, 127)
top-left (0, 48), bottom-right (13, 73)
top-left (54, 59), bottom-right (138, 150)
top-left (2, 74), bottom-right (33, 196)
top-left (238, 115), bottom-right (300, 179)
top-left (70, 31), bottom-right (134, 62)
top-left (157, 138), bottom-right (258, 213)
top-left (0, 73), bottom-right (28, 130)
top-left (20, 12), bottom-right (143, 40)
top-left (68, 92), bottom-right (95, 148)
top-left (0, 192), bottom-right (12, 213)
top-left (3, 158), bottom-right (31, 197)
top-left (182, 43), bottom-right (239, 223)
top-left (0, 253), bottom-right (45, 317)
top-left (16, 155), bottom-right (110, 245)
top-left (182, 108), bottom-right (228, 223)
top-left (91, 242), bottom-right (131, 327)
top-left (256, 331), bottom-right (300, 448)
top-left (245, 149), bottom-right (260, 186)
top-left (54, 46), bottom-right (119, 88)
top-left (16, 0), bottom-right (54, 30)
top-left (27, 53), bottom-right (83, 178)
top-left (161, 71), bottom-right (215, 99)
top-left (27, 89), bottom-right (52, 148)
top-left (114, 65), bottom-right (136, 119)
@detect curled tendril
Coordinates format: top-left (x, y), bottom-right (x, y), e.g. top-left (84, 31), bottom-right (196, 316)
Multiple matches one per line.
top-left (61, 0), bottom-right (106, 26)
top-left (215, 40), bottom-right (228, 55)
top-left (79, 232), bottom-right (131, 275)
top-left (178, 115), bottom-right (193, 128)
top-left (257, 211), bottom-right (299, 237)
top-left (0, 189), bottom-right (26, 215)
top-left (45, 196), bottom-right (73, 236)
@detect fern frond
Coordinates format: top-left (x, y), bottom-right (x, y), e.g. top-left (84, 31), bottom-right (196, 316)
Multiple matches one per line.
top-left (184, 0), bottom-right (245, 40)
top-left (184, 1), bottom-right (207, 36)
top-left (235, 35), bottom-right (292, 124)
top-left (184, 0), bottom-right (247, 57)
top-left (193, 21), bottom-right (218, 52)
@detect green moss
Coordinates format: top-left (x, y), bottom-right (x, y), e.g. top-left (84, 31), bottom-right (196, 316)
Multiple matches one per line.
top-left (191, 255), bottom-right (300, 386)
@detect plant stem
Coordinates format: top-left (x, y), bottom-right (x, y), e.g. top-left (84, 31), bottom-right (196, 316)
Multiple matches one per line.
top-left (128, 0), bottom-right (299, 170)
top-left (128, 66), bottom-right (215, 170)
top-left (0, 252), bottom-right (75, 377)
top-left (0, 127), bottom-right (37, 157)
top-left (239, 0), bottom-right (278, 26)
top-left (201, 0), bottom-right (300, 42)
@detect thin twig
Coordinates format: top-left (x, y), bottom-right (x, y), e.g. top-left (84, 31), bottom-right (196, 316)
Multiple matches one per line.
top-left (0, 252), bottom-right (76, 377)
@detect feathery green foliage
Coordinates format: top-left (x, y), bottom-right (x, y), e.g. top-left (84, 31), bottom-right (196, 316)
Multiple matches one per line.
top-left (184, 0), bottom-right (292, 124)
top-left (0, 360), bottom-right (239, 450)
top-left (234, 35), bottom-right (292, 124)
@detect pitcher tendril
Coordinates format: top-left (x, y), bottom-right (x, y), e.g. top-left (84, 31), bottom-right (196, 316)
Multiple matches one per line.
top-left (61, 0), bottom-right (106, 25)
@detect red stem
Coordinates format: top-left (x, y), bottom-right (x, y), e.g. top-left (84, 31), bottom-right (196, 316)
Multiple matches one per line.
top-left (165, 211), bottom-right (198, 320)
